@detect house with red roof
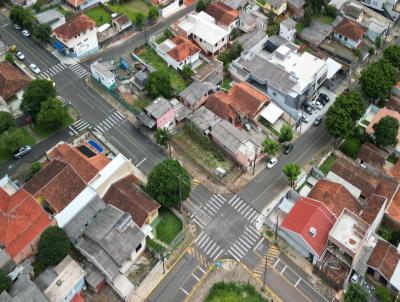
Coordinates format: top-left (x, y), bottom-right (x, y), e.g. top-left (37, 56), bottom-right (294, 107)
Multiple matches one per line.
top-left (0, 186), bottom-right (53, 264)
top-left (333, 18), bottom-right (366, 49)
top-left (280, 197), bottom-right (336, 264)
top-left (53, 14), bottom-right (98, 58)
top-left (205, 2), bottom-right (239, 32)
top-left (156, 35), bottom-right (201, 71)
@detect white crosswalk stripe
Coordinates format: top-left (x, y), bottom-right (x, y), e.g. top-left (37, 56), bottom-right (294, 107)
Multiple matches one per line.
top-left (68, 64), bottom-right (89, 78)
top-left (228, 226), bottom-right (262, 262)
top-left (195, 233), bottom-right (224, 260)
top-left (94, 111), bottom-right (126, 134)
top-left (229, 195), bottom-right (260, 223)
top-left (69, 118), bottom-right (91, 135)
top-left (39, 63), bottom-right (67, 79)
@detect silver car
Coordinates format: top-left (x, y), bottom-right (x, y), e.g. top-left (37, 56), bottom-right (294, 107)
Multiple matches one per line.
top-left (30, 63), bottom-right (40, 74)
top-left (14, 145), bottom-right (31, 159)
top-left (16, 51), bottom-right (25, 60)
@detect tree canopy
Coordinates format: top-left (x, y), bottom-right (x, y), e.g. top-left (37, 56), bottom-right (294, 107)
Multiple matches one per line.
top-left (283, 163), bottom-right (301, 187)
top-left (383, 45), bottom-right (400, 69)
top-left (37, 97), bottom-right (68, 130)
top-left (196, 0), bottom-right (209, 12)
top-left (324, 91), bottom-right (364, 139)
top-left (9, 6), bottom-right (34, 31)
top-left (0, 111), bottom-right (16, 134)
top-left (155, 128), bottom-right (171, 155)
top-left (20, 79), bottom-right (56, 119)
top-left (5, 52), bottom-right (14, 65)
top-left (134, 12), bottom-right (146, 29)
top-left (0, 128), bottom-right (29, 154)
top-left (262, 138), bottom-right (279, 157)
top-left (279, 124), bottom-right (293, 143)
top-left (146, 69), bottom-right (173, 99)
top-left (36, 226), bottom-right (70, 270)
top-left (360, 59), bottom-right (398, 101)
top-left (33, 23), bottom-right (52, 43)
top-left (373, 116), bottom-right (399, 147)
top-left (181, 65), bottom-right (194, 81)
top-left (146, 159), bottom-right (191, 208)
top-left (344, 284), bottom-right (368, 302)
top-left (148, 6), bottom-right (159, 22)
top-left (0, 271), bottom-right (12, 293)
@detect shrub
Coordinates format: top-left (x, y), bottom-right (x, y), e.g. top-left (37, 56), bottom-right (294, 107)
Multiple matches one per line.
top-left (340, 137), bottom-right (361, 159)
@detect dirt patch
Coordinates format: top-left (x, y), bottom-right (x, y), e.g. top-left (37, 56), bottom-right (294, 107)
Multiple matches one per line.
top-left (188, 260), bottom-right (275, 302)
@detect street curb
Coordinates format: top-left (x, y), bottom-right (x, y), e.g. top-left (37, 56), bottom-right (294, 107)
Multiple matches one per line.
top-left (145, 239), bottom-right (195, 300)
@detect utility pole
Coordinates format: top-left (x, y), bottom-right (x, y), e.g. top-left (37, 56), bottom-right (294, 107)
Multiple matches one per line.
top-left (274, 214), bottom-right (279, 241)
top-left (262, 245), bottom-right (269, 292)
top-left (252, 147), bottom-right (258, 175)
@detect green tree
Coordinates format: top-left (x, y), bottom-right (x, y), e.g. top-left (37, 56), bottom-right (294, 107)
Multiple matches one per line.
top-left (325, 4), bottom-right (337, 18)
top-left (155, 128), bottom-right (171, 155)
top-left (20, 79), bottom-right (57, 119)
top-left (9, 6), bottom-right (25, 25)
top-left (301, 7), bottom-right (313, 27)
top-left (0, 271), bottom-right (12, 293)
top-left (36, 226), bottom-right (70, 269)
top-left (0, 111), bottom-right (16, 134)
top-left (262, 138), bottom-right (279, 157)
top-left (148, 6), bottom-right (159, 22)
top-left (33, 23), bottom-right (52, 43)
top-left (335, 91), bottom-right (364, 121)
top-left (283, 163), bottom-right (301, 187)
top-left (229, 42), bottom-right (243, 60)
top-left (36, 97), bottom-right (68, 130)
top-left (360, 59), bottom-right (397, 101)
top-left (375, 286), bottom-right (391, 302)
top-left (31, 162), bottom-right (41, 176)
top-left (375, 36), bottom-right (382, 50)
top-left (279, 124), bottom-right (293, 143)
top-left (368, 47), bottom-right (375, 63)
top-left (383, 45), bottom-right (400, 69)
top-left (146, 159), bottom-right (191, 208)
top-left (344, 284), bottom-right (368, 302)
top-left (196, 0), bottom-right (207, 12)
top-left (373, 116), bottom-right (399, 147)
top-left (217, 51), bottom-right (231, 67)
top-left (134, 12), bottom-right (146, 29)
top-left (354, 48), bottom-right (362, 59)
top-left (5, 52), bottom-right (14, 65)
top-left (230, 27), bottom-right (240, 39)
top-left (146, 70), bottom-right (173, 99)
top-left (306, 0), bottom-right (324, 12)
top-left (0, 128), bottom-right (28, 154)
top-left (340, 138), bottom-right (361, 159)
top-left (181, 65), bottom-right (194, 81)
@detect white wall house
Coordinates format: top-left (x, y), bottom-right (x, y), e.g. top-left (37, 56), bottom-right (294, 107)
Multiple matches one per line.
top-left (53, 14), bottom-right (99, 59)
top-left (333, 19), bottom-right (366, 49)
top-left (90, 60), bottom-right (116, 91)
top-left (279, 18), bottom-right (297, 41)
top-left (156, 36), bottom-right (201, 70)
top-left (174, 12), bottom-right (229, 56)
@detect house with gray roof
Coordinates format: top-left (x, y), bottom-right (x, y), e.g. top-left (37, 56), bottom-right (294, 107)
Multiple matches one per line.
top-left (76, 204), bottom-right (145, 300)
top-left (238, 28), bottom-right (268, 53)
top-left (0, 273), bottom-right (48, 302)
top-left (179, 81), bottom-right (215, 111)
top-left (35, 9), bottom-right (65, 30)
top-left (139, 97), bottom-right (175, 129)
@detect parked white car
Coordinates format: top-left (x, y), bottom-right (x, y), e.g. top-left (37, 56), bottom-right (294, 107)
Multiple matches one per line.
top-left (16, 51), bottom-right (25, 60)
top-left (21, 29), bottom-right (30, 37)
top-left (312, 100), bottom-right (323, 110)
top-left (267, 158), bottom-right (277, 169)
top-left (30, 63), bottom-right (40, 74)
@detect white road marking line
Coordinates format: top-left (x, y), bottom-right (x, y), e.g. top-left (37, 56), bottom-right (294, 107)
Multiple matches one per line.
top-left (207, 199), bottom-right (220, 211)
top-left (212, 195), bottom-right (224, 206)
top-left (238, 204), bottom-right (249, 214)
top-left (234, 200), bottom-right (243, 209)
top-left (102, 119), bottom-right (113, 128)
top-left (229, 248), bottom-right (243, 260)
top-left (248, 225), bottom-right (259, 235)
top-left (232, 243), bottom-right (246, 256)
top-left (68, 126), bottom-right (78, 135)
top-left (108, 115), bottom-right (120, 123)
top-left (217, 194), bottom-right (226, 201)
top-left (206, 242), bottom-right (217, 255)
top-left (213, 249), bottom-right (224, 260)
top-left (295, 278), bottom-right (301, 287)
top-left (136, 157), bottom-right (147, 167)
top-left (281, 266), bottom-right (287, 274)
top-left (243, 207), bottom-right (253, 218)
top-left (198, 237), bottom-right (210, 249)
top-left (235, 241), bottom-right (248, 252)
top-left (228, 195), bottom-right (239, 205)
top-left (273, 259), bottom-right (280, 268)
top-left (237, 203), bottom-right (247, 212)
top-left (95, 125), bottom-right (105, 133)
top-left (194, 231), bottom-right (204, 243)
top-left (191, 273), bottom-right (200, 281)
top-left (241, 235), bottom-right (255, 245)
top-left (209, 246), bottom-right (220, 258)
top-left (197, 266), bottom-right (206, 274)
top-left (203, 239), bottom-right (214, 251)
top-left (196, 233), bottom-right (208, 245)
top-left (193, 218), bottom-right (204, 229)
top-left (253, 237), bottom-right (265, 251)
top-left (238, 238), bottom-right (251, 249)
top-left (115, 111), bottom-right (125, 119)
top-left (205, 204), bottom-right (217, 215)
top-left (180, 288), bottom-right (189, 295)
top-left (247, 211), bottom-right (258, 221)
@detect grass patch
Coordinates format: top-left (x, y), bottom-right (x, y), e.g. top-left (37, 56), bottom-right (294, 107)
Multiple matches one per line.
top-left (107, 0), bottom-right (150, 21)
top-left (221, 77), bottom-right (232, 91)
top-left (206, 282), bottom-right (268, 302)
top-left (0, 127), bottom-right (36, 165)
top-left (138, 46), bottom-right (188, 92)
top-left (146, 237), bottom-right (166, 255)
top-left (258, 116), bottom-right (280, 136)
top-left (340, 137), bottom-right (362, 159)
top-left (85, 6), bottom-right (112, 26)
top-left (57, 6), bottom-right (71, 15)
top-left (360, 119), bottom-right (370, 126)
top-left (315, 15), bottom-right (334, 24)
top-left (173, 126), bottom-right (233, 174)
top-left (266, 229), bottom-right (273, 238)
top-left (155, 208), bottom-right (182, 245)
top-left (319, 154), bottom-right (336, 175)
top-left (387, 154), bottom-right (398, 165)
top-left (134, 98), bottom-right (151, 110)
top-left (31, 115), bottom-right (74, 139)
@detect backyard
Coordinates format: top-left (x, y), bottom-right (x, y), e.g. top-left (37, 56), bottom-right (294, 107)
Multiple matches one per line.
top-left (154, 208), bottom-right (183, 245)
top-left (137, 46), bottom-right (188, 92)
top-left (0, 127), bottom-right (35, 165)
top-left (205, 282), bottom-right (268, 302)
top-left (319, 154), bottom-right (336, 175)
top-left (107, 0), bottom-right (150, 21)
top-left (173, 126), bottom-right (234, 175)
top-left (315, 15), bottom-right (334, 24)
top-left (85, 6), bottom-right (112, 26)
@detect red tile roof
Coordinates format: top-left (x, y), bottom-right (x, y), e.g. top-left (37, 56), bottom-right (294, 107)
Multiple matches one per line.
top-left (387, 96), bottom-right (400, 113)
top-left (65, 0), bottom-right (85, 8)
top-left (0, 188), bottom-right (52, 259)
top-left (205, 82), bottom-right (269, 123)
top-left (48, 142), bottom-right (109, 183)
top-left (386, 186), bottom-right (400, 224)
top-left (368, 239), bottom-right (400, 282)
top-left (357, 142), bottom-right (387, 169)
top-left (308, 179), bottom-right (362, 217)
top-left (335, 19), bottom-right (366, 41)
top-left (361, 194), bottom-right (386, 224)
top-left (70, 293), bottom-right (85, 302)
top-left (206, 2), bottom-right (239, 26)
top-left (167, 36), bottom-right (200, 63)
top-left (103, 175), bottom-right (160, 227)
top-left (54, 14), bottom-right (96, 41)
top-left (0, 61), bottom-right (31, 100)
top-left (24, 159), bottom-right (87, 213)
top-left (391, 161), bottom-right (400, 181)
top-left (367, 108), bottom-right (400, 145)
top-left (281, 197), bottom-right (336, 256)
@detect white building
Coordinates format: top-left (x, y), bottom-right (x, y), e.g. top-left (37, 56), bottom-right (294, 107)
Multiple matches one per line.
top-left (156, 35), bottom-right (201, 70)
top-left (173, 12), bottom-right (229, 56)
top-left (90, 60), bottom-right (116, 91)
top-left (53, 14), bottom-right (99, 59)
top-left (279, 17), bottom-right (297, 41)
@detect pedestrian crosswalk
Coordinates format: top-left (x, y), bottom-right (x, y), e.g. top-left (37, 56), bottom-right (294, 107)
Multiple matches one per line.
top-left (57, 96), bottom-right (69, 107)
top-left (68, 63), bottom-right (90, 78)
top-left (94, 111), bottom-right (126, 134)
top-left (69, 118), bottom-right (91, 135)
top-left (194, 232), bottom-right (224, 263)
top-left (189, 194), bottom-right (225, 229)
top-left (227, 225), bottom-right (262, 262)
top-left (228, 195), bottom-right (259, 224)
top-left (38, 62), bottom-right (67, 79)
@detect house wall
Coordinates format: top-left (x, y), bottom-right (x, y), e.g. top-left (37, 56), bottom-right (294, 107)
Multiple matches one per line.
top-left (193, 33), bottom-right (228, 55)
top-left (157, 46), bottom-right (200, 71)
top-left (90, 66), bottom-right (116, 90)
top-left (161, 0), bottom-right (180, 18)
top-left (64, 276), bottom-right (86, 302)
top-left (279, 25), bottom-right (296, 42)
top-left (239, 19), bottom-right (255, 33)
top-left (11, 0), bottom-right (37, 7)
top-left (56, 26), bottom-right (99, 58)
top-left (182, 94), bottom-right (209, 111)
top-left (156, 108), bottom-right (175, 129)
top-left (217, 20), bottom-right (239, 33)
top-left (333, 32), bottom-right (361, 49)
top-left (361, 0), bottom-right (385, 11)
top-left (265, 1), bottom-right (287, 15)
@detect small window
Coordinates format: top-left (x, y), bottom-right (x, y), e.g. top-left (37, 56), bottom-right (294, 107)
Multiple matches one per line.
top-left (339, 34), bottom-right (342, 39)
top-left (344, 37), bottom-right (347, 41)
top-left (135, 243), bottom-right (142, 253)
